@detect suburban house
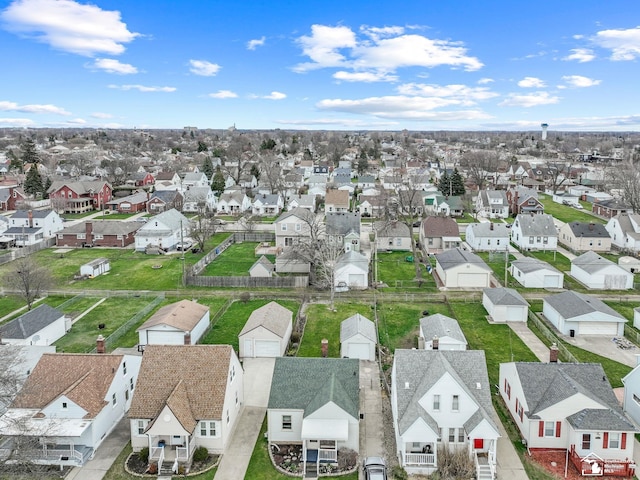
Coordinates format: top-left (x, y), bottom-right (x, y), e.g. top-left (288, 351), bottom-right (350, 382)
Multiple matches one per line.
top-left (500, 362), bottom-right (636, 477)
top-left (475, 190), bottom-right (509, 219)
top-left (465, 223), bottom-right (510, 252)
top-left (592, 199), bottom-right (633, 219)
top-left (340, 313), bottom-right (376, 361)
top-left (622, 359), bottom-right (640, 430)
top-left (510, 258), bottom-right (564, 289)
top-left (217, 191), bottom-right (251, 215)
top-left (325, 212), bottom-right (361, 253)
top-left (129, 345), bottom-right (243, 470)
top-left (154, 172), bottom-right (182, 191)
top-left (238, 301), bottom-right (293, 358)
top-left (334, 250), bottom-right (369, 290)
top-left (324, 189), bottom-right (350, 213)
top-left (249, 256), bottom-right (275, 278)
top-left (104, 191), bottom-right (149, 213)
top-left (418, 314), bottom-right (467, 351)
top-left (559, 221), bottom-right (611, 253)
top-left (56, 221), bottom-right (141, 248)
top-left (47, 180), bottom-right (112, 213)
top-left (506, 186), bottom-right (544, 216)
top-left (434, 195), bottom-right (464, 217)
top-left (126, 171), bottom-right (155, 187)
top-left (542, 291), bottom-right (626, 337)
top-left (134, 208), bottom-right (191, 252)
top-left (373, 221), bottom-right (412, 251)
top-left (357, 195), bottom-right (386, 218)
top-left (0, 304), bottom-right (68, 346)
top-left (182, 187), bottom-right (217, 213)
top-left (252, 194), bottom-right (284, 216)
top-left (510, 213), bottom-right (558, 252)
top-left (482, 287), bottom-right (529, 323)
top-left (0, 186), bottom-right (27, 211)
top-left (434, 248), bottom-right (493, 289)
top-left (287, 194), bottom-right (316, 212)
top-left (274, 207), bottom-right (316, 250)
top-left (605, 213), bottom-right (640, 254)
top-left (4, 209), bottom-right (64, 246)
top-left (182, 172), bottom-right (209, 189)
top-left (147, 190), bottom-right (184, 213)
top-left (267, 357), bottom-right (360, 478)
top-left (0, 352), bottom-right (141, 467)
top-left (570, 251), bottom-right (633, 290)
top-left (137, 300), bottom-right (210, 346)
top-left (419, 216), bottom-right (461, 254)
top-left (391, 349), bottom-right (500, 477)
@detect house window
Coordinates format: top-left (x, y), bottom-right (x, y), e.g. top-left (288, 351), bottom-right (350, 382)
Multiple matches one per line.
top-left (543, 237), bottom-right (548, 244)
top-left (282, 415), bottom-right (292, 430)
top-left (582, 434), bottom-right (591, 450)
top-left (529, 236), bottom-right (534, 244)
top-left (506, 383), bottom-right (511, 399)
top-left (230, 365), bottom-right (235, 382)
top-left (609, 432), bottom-right (620, 449)
top-left (448, 428), bottom-right (456, 443)
top-left (395, 238), bottom-right (402, 246)
top-left (428, 238), bottom-right (433, 246)
top-left (518, 403), bottom-right (523, 421)
top-left (496, 239), bottom-right (501, 245)
top-left (130, 377), bottom-right (135, 391)
top-left (112, 393), bottom-right (117, 407)
top-left (123, 362), bottom-right (127, 375)
top-left (235, 391), bottom-right (238, 405)
top-left (125, 389), bottom-right (129, 401)
top-left (633, 393), bottom-right (640, 406)
top-left (433, 395), bottom-right (440, 411)
top-left (200, 421), bottom-right (216, 437)
top-left (438, 428), bottom-right (442, 442)
top-left (285, 237), bottom-right (293, 247)
top-left (536, 236), bottom-right (541, 243)
top-left (137, 420), bottom-right (148, 435)
top-left (226, 410), bottom-right (230, 424)
top-left (77, 234), bottom-right (86, 240)
top-left (544, 421), bottom-right (555, 437)
top-left (62, 402), bottom-right (68, 409)
top-left (295, 224), bottom-right (301, 232)
top-left (281, 224), bottom-right (287, 231)
top-left (452, 395), bottom-right (459, 411)
top-left (458, 428), bottom-right (465, 443)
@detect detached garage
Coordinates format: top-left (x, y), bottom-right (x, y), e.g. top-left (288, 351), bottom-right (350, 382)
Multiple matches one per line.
top-left (542, 291), bottom-right (626, 337)
top-left (137, 300), bottom-right (209, 346)
top-left (340, 313), bottom-right (376, 361)
top-left (435, 248), bottom-right (492, 289)
top-left (482, 287), bottom-right (529, 323)
top-left (239, 301), bottom-right (293, 358)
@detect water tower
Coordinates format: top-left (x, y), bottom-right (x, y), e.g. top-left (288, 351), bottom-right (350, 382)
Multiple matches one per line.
top-left (541, 123), bottom-right (549, 141)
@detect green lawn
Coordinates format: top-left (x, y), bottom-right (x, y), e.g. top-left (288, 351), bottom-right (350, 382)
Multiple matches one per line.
top-left (200, 242), bottom-right (274, 276)
top-left (604, 300), bottom-right (638, 321)
top-left (201, 299), bottom-right (299, 351)
top-left (375, 251), bottom-right (436, 290)
top-left (0, 295), bottom-right (31, 319)
top-left (476, 252), bottom-right (517, 287)
top-left (538, 194), bottom-right (605, 224)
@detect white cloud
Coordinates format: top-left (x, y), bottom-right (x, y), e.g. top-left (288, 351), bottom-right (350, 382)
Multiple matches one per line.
top-left (247, 36), bottom-right (265, 50)
top-left (66, 118), bottom-right (86, 124)
top-left (208, 90), bottom-right (238, 99)
top-left (294, 25), bottom-right (357, 72)
top-left (478, 78), bottom-right (494, 84)
top-left (563, 48), bottom-right (595, 62)
top-left (189, 60), bottom-right (221, 76)
top-left (91, 112), bottom-right (113, 119)
top-left (593, 26), bottom-right (640, 60)
top-left (333, 71), bottom-right (398, 82)
top-left (277, 118), bottom-right (398, 128)
top-left (90, 58), bottom-right (138, 74)
top-left (0, 0), bottom-right (139, 56)
top-left (561, 75), bottom-right (601, 88)
top-left (518, 77), bottom-right (546, 88)
top-left (0, 118), bottom-right (34, 126)
top-left (108, 84), bottom-right (176, 92)
top-left (263, 91), bottom-right (286, 100)
top-left (360, 25), bottom-right (405, 41)
top-left (499, 91), bottom-right (560, 107)
top-left (396, 83), bottom-right (498, 103)
top-left (0, 100), bottom-right (70, 115)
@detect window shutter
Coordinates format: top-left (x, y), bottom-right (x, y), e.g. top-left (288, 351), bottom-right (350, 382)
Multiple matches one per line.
top-left (621, 433), bottom-right (627, 450)
top-left (555, 422), bottom-right (561, 438)
top-left (504, 378), bottom-right (507, 392)
top-left (538, 421), bottom-right (544, 437)
top-left (603, 432), bottom-right (609, 449)
top-left (515, 399), bottom-right (519, 413)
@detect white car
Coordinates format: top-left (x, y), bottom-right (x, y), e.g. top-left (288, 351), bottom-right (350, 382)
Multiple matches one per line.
top-left (176, 241), bottom-right (193, 251)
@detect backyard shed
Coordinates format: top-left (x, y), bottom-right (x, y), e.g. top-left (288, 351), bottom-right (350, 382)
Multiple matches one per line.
top-left (482, 287), bottom-right (529, 322)
top-left (239, 301), bottom-right (293, 358)
top-left (340, 313), bottom-right (377, 360)
top-left (80, 257), bottom-right (110, 277)
top-left (137, 299), bottom-right (209, 345)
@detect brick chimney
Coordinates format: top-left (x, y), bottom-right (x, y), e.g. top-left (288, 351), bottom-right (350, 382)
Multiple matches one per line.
top-left (27, 209), bottom-right (33, 228)
top-left (96, 334), bottom-right (106, 354)
top-left (432, 336), bottom-right (439, 350)
top-left (321, 338), bottom-right (329, 358)
top-left (184, 332), bottom-right (191, 345)
top-left (86, 222), bottom-right (93, 244)
top-left (549, 342), bottom-right (559, 363)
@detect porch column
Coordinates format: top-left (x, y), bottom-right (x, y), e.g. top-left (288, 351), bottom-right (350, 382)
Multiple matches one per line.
top-left (148, 434), bottom-right (152, 456)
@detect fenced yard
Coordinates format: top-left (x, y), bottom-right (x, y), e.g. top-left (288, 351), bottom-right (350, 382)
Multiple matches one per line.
top-left (375, 251), bottom-right (437, 291)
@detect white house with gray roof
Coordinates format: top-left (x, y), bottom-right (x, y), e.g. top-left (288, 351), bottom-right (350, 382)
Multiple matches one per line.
top-left (465, 223), bottom-right (510, 252)
top-left (570, 251), bottom-right (633, 290)
top-left (542, 291), bottom-right (626, 337)
top-left (334, 250), bottom-right (369, 290)
top-left (0, 304), bottom-right (68, 346)
top-left (435, 248), bottom-right (493, 289)
top-left (475, 190), bottom-right (509, 219)
top-left (267, 357), bottom-right (360, 477)
top-left (391, 350), bottom-right (500, 477)
top-left (510, 213), bottom-right (558, 252)
top-left (605, 213), bottom-right (640, 254)
top-left (418, 314), bottom-right (467, 350)
top-left (482, 287), bottom-right (529, 323)
top-left (500, 362), bottom-right (636, 468)
top-left (340, 313), bottom-right (376, 360)
top-left (239, 301), bottom-right (293, 358)
top-left (510, 258), bottom-right (564, 289)
top-left (134, 208), bottom-right (191, 252)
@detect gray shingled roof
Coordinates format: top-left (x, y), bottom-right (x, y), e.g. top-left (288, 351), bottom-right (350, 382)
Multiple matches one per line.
top-left (276, 207), bottom-right (316, 224)
top-left (60, 221), bottom-right (141, 236)
top-left (422, 216), bottom-right (459, 237)
top-left (394, 350), bottom-right (498, 436)
top-left (483, 287), bottom-right (529, 307)
top-left (514, 213), bottom-right (556, 236)
top-left (565, 221), bottom-right (610, 239)
top-left (11, 209), bottom-right (56, 219)
top-left (335, 250), bottom-right (368, 271)
top-left (544, 291), bottom-right (625, 321)
top-left (419, 314), bottom-right (467, 344)
top-left (572, 250), bottom-right (621, 274)
top-left (340, 314), bottom-right (376, 342)
top-left (513, 362), bottom-right (635, 431)
top-left (435, 247), bottom-right (491, 271)
top-left (373, 221), bottom-right (411, 237)
top-left (466, 222), bottom-right (510, 238)
top-left (0, 304), bottom-right (64, 340)
top-left (239, 301), bottom-right (292, 337)
top-left (268, 357), bottom-right (360, 418)
top-left (511, 257), bottom-right (561, 275)
top-left (326, 212), bottom-right (361, 236)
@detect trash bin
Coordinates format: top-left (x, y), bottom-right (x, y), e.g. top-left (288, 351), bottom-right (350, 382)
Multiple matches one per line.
top-left (569, 329), bottom-right (575, 338)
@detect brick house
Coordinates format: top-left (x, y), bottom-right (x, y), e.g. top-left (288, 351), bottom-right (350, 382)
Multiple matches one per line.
top-left (47, 180), bottom-right (113, 213)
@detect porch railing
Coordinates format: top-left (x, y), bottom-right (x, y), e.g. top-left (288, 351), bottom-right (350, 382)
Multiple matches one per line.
top-left (150, 446), bottom-right (164, 462)
top-left (42, 446), bottom-right (84, 464)
top-left (176, 441), bottom-right (196, 462)
top-left (404, 453), bottom-right (435, 465)
top-left (319, 449), bottom-right (337, 462)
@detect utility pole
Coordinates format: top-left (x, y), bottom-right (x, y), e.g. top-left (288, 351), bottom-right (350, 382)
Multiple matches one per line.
top-left (504, 244), bottom-right (509, 286)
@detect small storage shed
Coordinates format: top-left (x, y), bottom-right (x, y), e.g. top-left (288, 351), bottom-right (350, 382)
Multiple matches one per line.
top-left (340, 313), bottom-right (377, 360)
top-left (418, 313), bottom-right (467, 350)
top-left (80, 257), bottom-right (110, 277)
top-left (482, 287), bottom-right (529, 322)
top-left (249, 255), bottom-right (275, 278)
top-left (137, 300), bottom-right (209, 345)
top-left (239, 302), bottom-right (293, 358)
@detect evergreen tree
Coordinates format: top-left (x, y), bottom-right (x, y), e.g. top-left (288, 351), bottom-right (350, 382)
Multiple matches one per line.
top-left (201, 157), bottom-right (214, 180)
top-left (197, 140), bottom-right (208, 152)
top-left (450, 168), bottom-right (466, 196)
top-left (211, 166), bottom-right (225, 196)
top-left (20, 138), bottom-right (39, 172)
top-left (437, 171), bottom-right (450, 196)
top-left (24, 164), bottom-right (43, 196)
top-left (250, 164), bottom-right (261, 182)
top-left (357, 151), bottom-right (369, 175)
top-left (43, 177), bottom-right (52, 198)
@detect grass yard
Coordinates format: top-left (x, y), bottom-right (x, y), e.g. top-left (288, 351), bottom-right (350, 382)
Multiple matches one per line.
top-left (200, 242), bottom-right (274, 276)
top-left (604, 300), bottom-right (638, 321)
top-left (201, 298), bottom-right (299, 351)
top-left (476, 252), bottom-right (517, 287)
top-left (538, 194), bottom-right (605, 224)
top-left (375, 251), bottom-right (436, 291)
top-left (0, 295), bottom-right (30, 319)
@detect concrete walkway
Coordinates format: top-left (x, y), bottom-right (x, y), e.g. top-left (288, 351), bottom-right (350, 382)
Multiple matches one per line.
top-left (359, 360), bottom-right (384, 460)
top-left (508, 322), bottom-right (552, 362)
top-left (495, 422), bottom-right (529, 480)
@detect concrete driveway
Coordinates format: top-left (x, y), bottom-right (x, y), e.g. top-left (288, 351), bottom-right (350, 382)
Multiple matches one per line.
top-left (562, 334), bottom-right (638, 367)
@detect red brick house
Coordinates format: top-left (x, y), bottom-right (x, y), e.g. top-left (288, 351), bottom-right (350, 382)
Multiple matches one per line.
top-left (105, 191), bottom-right (148, 213)
top-left (56, 221), bottom-right (141, 248)
top-left (0, 186), bottom-right (27, 211)
top-left (126, 172), bottom-right (155, 187)
top-left (47, 181), bottom-right (112, 213)
top-left (592, 199), bottom-right (633, 219)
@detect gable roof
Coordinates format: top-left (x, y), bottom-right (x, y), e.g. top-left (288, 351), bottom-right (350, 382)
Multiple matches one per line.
top-left (572, 250), bottom-right (623, 274)
top-left (325, 212), bottom-right (361, 236)
top-left (544, 291), bottom-right (625, 321)
top-left (466, 222), bottom-right (510, 238)
top-left (325, 189), bottom-right (350, 206)
top-left (128, 345), bottom-right (232, 430)
top-left (0, 304), bottom-right (64, 340)
top-left (239, 302), bottom-right (292, 337)
top-left (48, 180), bottom-right (109, 195)
top-left (268, 357), bottom-right (359, 418)
top-left (141, 208), bottom-right (190, 231)
top-left (276, 207), bottom-right (316, 224)
top-left (565, 221), bottom-right (610, 239)
top-left (340, 314), bottom-right (376, 342)
top-left (12, 353), bottom-right (123, 418)
top-left (250, 255), bottom-right (274, 273)
top-left (422, 216), bottom-right (459, 237)
top-left (335, 250), bottom-right (369, 271)
top-left (419, 314), bottom-right (467, 344)
top-left (373, 220), bottom-right (411, 237)
top-left (137, 300), bottom-right (208, 333)
top-left (483, 287), bottom-right (529, 307)
top-left (59, 221), bottom-right (141, 236)
top-left (511, 257), bottom-right (562, 274)
top-left (514, 213), bottom-right (556, 236)
top-left (435, 247), bottom-right (491, 271)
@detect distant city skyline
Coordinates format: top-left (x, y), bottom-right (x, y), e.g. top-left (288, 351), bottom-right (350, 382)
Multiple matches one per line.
top-left (1, 0), bottom-right (640, 131)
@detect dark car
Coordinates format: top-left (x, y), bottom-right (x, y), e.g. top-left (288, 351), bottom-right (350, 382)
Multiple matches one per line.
top-left (363, 457), bottom-right (387, 480)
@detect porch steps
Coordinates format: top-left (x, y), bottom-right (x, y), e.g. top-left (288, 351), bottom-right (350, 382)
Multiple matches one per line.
top-left (304, 462), bottom-right (318, 479)
top-left (159, 460), bottom-right (175, 476)
top-left (477, 463), bottom-right (494, 480)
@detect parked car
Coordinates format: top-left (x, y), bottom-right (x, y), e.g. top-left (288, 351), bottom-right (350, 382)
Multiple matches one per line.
top-left (136, 216), bottom-right (148, 222)
top-left (574, 204), bottom-right (584, 209)
top-left (176, 241), bottom-right (193, 251)
top-left (363, 457), bottom-right (387, 480)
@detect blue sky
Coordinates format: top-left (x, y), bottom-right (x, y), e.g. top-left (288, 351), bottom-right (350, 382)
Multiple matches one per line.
top-left (1, 0), bottom-right (640, 131)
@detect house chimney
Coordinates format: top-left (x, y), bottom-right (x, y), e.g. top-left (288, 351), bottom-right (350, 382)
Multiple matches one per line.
top-left (589, 223), bottom-right (594, 231)
top-left (96, 334), bottom-right (106, 354)
top-left (432, 336), bottom-right (439, 350)
top-left (549, 342), bottom-right (559, 363)
top-left (321, 338), bottom-right (329, 358)
top-left (28, 209), bottom-right (33, 228)
top-left (184, 332), bottom-right (191, 345)
top-left (86, 222), bottom-right (93, 243)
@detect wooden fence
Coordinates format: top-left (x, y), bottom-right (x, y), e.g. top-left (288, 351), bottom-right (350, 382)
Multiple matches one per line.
top-left (186, 275), bottom-right (309, 288)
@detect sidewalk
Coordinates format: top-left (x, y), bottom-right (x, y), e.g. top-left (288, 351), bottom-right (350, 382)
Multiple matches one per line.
top-left (359, 360), bottom-right (384, 459)
top-left (508, 322), bottom-right (551, 362)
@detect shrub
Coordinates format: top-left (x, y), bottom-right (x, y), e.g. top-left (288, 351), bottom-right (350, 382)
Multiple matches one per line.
top-left (138, 447), bottom-right (149, 463)
top-left (193, 446), bottom-right (209, 463)
top-left (435, 446), bottom-right (474, 479)
top-left (337, 448), bottom-right (357, 470)
top-left (239, 292), bottom-right (251, 303)
top-left (290, 331), bottom-right (301, 344)
top-left (391, 465), bottom-right (408, 480)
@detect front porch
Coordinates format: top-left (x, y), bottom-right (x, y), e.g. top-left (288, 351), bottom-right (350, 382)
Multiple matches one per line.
top-left (401, 442), bottom-right (437, 475)
top-left (147, 434), bottom-right (197, 473)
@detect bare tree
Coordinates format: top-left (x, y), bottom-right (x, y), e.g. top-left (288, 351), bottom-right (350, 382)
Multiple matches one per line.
top-left (607, 162), bottom-right (640, 213)
top-left (4, 256), bottom-right (52, 310)
top-left (188, 203), bottom-right (218, 252)
top-left (544, 161), bottom-right (572, 194)
top-left (460, 150), bottom-right (499, 190)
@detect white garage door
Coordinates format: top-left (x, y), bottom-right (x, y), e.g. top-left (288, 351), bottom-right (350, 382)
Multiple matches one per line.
top-left (543, 275), bottom-right (558, 288)
top-left (506, 306), bottom-right (524, 321)
top-left (348, 274), bottom-right (366, 287)
top-left (347, 343), bottom-right (370, 360)
top-left (147, 330), bottom-right (182, 345)
top-left (579, 322), bottom-right (618, 336)
top-left (457, 273), bottom-right (487, 287)
top-left (255, 340), bottom-right (281, 357)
